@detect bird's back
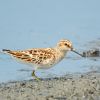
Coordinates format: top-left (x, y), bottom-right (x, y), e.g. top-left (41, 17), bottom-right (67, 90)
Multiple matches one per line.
top-left (2, 48), bottom-right (58, 68)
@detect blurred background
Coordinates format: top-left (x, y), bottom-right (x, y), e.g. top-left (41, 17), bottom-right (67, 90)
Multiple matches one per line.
top-left (0, 0), bottom-right (100, 82)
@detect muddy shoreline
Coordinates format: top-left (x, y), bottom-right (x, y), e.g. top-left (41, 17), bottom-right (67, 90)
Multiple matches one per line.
top-left (0, 72), bottom-right (100, 100)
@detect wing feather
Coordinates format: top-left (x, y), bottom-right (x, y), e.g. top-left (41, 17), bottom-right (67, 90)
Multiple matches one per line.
top-left (3, 48), bottom-right (56, 65)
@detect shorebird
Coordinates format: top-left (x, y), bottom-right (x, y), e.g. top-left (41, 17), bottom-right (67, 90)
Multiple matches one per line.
top-left (2, 39), bottom-right (83, 80)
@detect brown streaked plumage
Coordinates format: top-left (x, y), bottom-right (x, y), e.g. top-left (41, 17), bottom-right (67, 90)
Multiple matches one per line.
top-left (2, 39), bottom-right (83, 80)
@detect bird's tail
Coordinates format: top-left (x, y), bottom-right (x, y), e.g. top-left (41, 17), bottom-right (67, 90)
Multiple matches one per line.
top-left (2, 49), bottom-right (10, 51)
top-left (2, 49), bottom-right (11, 53)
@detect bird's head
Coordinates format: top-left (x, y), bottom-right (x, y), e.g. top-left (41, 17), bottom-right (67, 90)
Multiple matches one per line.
top-left (57, 39), bottom-right (83, 57)
top-left (57, 39), bottom-right (73, 51)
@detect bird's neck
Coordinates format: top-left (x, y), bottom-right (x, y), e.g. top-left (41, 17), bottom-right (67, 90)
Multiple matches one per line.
top-left (55, 46), bottom-right (68, 54)
top-left (54, 46), bottom-right (67, 60)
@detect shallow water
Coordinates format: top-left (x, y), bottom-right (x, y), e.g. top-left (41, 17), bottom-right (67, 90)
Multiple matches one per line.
top-left (0, 0), bottom-right (100, 82)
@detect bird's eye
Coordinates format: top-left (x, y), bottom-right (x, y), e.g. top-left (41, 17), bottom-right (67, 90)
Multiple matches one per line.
top-left (65, 43), bottom-right (71, 48)
top-left (65, 43), bottom-right (67, 46)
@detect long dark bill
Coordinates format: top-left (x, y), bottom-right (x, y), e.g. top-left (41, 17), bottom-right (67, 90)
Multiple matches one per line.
top-left (71, 49), bottom-right (84, 57)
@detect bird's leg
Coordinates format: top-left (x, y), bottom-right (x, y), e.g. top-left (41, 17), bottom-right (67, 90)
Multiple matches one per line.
top-left (31, 70), bottom-right (41, 81)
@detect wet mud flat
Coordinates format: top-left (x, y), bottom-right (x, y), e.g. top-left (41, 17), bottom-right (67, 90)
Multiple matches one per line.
top-left (0, 72), bottom-right (100, 100)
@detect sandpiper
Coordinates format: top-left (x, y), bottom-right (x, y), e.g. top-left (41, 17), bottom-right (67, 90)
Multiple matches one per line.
top-left (2, 39), bottom-right (83, 80)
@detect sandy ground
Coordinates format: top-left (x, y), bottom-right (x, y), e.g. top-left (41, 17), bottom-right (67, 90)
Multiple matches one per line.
top-left (0, 72), bottom-right (100, 100)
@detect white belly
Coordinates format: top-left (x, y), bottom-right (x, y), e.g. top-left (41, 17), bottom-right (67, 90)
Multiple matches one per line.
top-left (36, 55), bottom-right (65, 70)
